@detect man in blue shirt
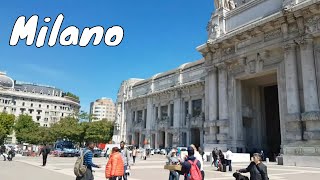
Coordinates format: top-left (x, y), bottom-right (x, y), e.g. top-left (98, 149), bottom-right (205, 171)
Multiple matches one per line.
top-left (77, 142), bottom-right (101, 180)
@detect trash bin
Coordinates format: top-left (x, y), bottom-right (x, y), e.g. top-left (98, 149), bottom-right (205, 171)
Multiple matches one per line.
top-left (277, 156), bottom-right (283, 165)
top-left (207, 155), bottom-right (211, 162)
top-left (266, 158), bottom-right (269, 163)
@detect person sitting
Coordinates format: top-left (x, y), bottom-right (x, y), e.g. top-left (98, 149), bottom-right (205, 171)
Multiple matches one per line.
top-left (236, 153), bottom-right (269, 180)
top-left (167, 148), bottom-right (180, 180)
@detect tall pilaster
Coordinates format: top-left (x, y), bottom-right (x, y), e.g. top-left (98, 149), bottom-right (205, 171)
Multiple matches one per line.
top-left (216, 62), bottom-right (229, 144)
top-left (299, 37), bottom-right (320, 140)
top-left (283, 41), bottom-right (302, 140)
top-left (146, 98), bottom-right (153, 144)
top-left (204, 65), bottom-right (219, 145)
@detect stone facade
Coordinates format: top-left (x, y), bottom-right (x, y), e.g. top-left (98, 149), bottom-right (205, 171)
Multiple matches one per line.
top-left (114, 0), bottom-right (320, 167)
top-left (200, 0), bottom-right (320, 167)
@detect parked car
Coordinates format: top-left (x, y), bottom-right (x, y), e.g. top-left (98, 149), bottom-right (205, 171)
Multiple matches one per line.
top-left (54, 140), bottom-right (77, 157)
top-left (154, 148), bottom-right (161, 154)
top-left (93, 149), bottom-right (102, 157)
top-left (160, 149), bottom-right (166, 155)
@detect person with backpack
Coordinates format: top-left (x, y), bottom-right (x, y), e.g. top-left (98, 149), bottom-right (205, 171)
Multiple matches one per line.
top-left (181, 146), bottom-right (202, 180)
top-left (119, 141), bottom-right (130, 180)
top-left (75, 142), bottom-right (101, 180)
top-left (105, 147), bottom-right (124, 180)
top-left (39, 144), bottom-right (50, 166)
top-left (236, 153), bottom-right (269, 180)
top-left (190, 145), bottom-right (204, 180)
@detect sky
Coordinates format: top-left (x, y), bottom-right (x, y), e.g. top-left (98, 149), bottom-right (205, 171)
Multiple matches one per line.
top-left (0, 0), bottom-right (214, 112)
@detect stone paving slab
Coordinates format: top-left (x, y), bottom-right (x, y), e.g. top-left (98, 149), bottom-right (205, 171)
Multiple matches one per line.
top-left (10, 155), bottom-right (320, 180)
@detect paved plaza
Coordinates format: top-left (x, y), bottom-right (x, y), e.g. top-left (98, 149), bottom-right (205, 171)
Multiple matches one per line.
top-left (0, 155), bottom-right (319, 180)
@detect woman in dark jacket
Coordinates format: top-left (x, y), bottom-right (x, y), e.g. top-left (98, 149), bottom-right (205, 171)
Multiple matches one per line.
top-left (218, 150), bottom-right (225, 171)
top-left (237, 153), bottom-right (269, 180)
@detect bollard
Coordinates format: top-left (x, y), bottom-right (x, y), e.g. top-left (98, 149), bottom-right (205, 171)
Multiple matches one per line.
top-left (266, 158), bottom-right (269, 163)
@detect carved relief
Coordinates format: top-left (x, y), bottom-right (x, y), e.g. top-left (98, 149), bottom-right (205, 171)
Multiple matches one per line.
top-left (305, 16), bottom-right (320, 34)
top-left (222, 46), bottom-right (235, 56)
top-left (264, 28), bottom-right (282, 42)
top-left (237, 36), bottom-right (263, 50)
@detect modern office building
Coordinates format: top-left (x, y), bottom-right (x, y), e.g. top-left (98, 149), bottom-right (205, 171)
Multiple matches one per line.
top-left (90, 98), bottom-right (116, 121)
top-left (114, 0), bottom-right (320, 167)
top-left (0, 72), bottom-right (81, 143)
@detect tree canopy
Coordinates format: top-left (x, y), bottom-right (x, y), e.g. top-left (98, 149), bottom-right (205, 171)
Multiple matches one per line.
top-left (0, 112), bottom-right (15, 144)
top-left (5, 113), bottom-right (114, 146)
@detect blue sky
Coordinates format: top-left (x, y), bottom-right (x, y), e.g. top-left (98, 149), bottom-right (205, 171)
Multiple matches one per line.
top-left (0, 0), bottom-right (214, 112)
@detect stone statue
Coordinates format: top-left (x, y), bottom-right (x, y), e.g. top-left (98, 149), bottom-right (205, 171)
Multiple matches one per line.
top-left (214, 0), bottom-right (234, 10)
top-left (229, 0), bottom-right (236, 10)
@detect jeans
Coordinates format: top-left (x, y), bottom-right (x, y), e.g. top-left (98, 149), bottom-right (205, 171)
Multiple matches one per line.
top-left (169, 171), bottom-right (180, 180)
top-left (133, 156), bottom-right (136, 164)
top-left (110, 177), bottom-right (121, 180)
top-left (227, 160), bottom-right (232, 171)
top-left (119, 165), bottom-right (128, 180)
top-left (76, 168), bottom-right (94, 180)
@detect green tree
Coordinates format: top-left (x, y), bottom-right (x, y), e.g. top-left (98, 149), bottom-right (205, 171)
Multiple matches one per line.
top-left (79, 111), bottom-right (97, 122)
top-left (14, 114), bottom-right (39, 144)
top-left (85, 120), bottom-right (114, 143)
top-left (0, 113), bottom-right (15, 144)
top-left (50, 117), bottom-right (83, 143)
top-left (37, 126), bottom-right (55, 144)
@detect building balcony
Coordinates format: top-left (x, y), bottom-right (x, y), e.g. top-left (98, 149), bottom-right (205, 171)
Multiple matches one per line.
top-left (187, 113), bottom-right (205, 128)
top-left (157, 116), bottom-right (169, 129)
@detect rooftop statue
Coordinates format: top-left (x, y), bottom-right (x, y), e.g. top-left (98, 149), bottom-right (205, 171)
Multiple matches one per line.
top-left (214, 0), bottom-right (236, 10)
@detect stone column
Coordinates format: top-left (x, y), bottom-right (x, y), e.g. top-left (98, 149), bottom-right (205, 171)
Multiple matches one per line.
top-left (216, 62), bottom-right (229, 144)
top-left (209, 67), bottom-right (218, 121)
top-left (299, 38), bottom-right (320, 113)
top-left (206, 67), bottom-right (218, 144)
top-left (283, 42), bottom-right (302, 140)
top-left (217, 63), bottom-right (228, 120)
top-left (155, 132), bottom-right (159, 149)
top-left (188, 99), bottom-right (192, 116)
top-left (174, 92), bottom-right (182, 128)
top-left (134, 110), bottom-right (138, 122)
top-left (165, 132), bottom-right (168, 147)
top-left (299, 37), bottom-right (320, 140)
top-left (284, 42), bottom-right (300, 115)
top-left (158, 104), bottom-right (161, 120)
top-left (142, 109), bottom-right (145, 123)
top-left (146, 98), bottom-right (153, 145)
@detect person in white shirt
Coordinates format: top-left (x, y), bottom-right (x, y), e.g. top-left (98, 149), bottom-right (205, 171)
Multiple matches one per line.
top-left (226, 148), bottom-right (233, 171)
top-left (190, 144), bottom-right (204, 180)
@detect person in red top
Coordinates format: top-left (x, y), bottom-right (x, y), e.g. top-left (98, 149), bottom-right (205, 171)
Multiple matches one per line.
top-left (105, 147), bottom-right (124, 180)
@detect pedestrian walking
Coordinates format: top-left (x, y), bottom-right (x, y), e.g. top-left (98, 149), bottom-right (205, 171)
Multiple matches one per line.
top-left (39, 144), bottom-right (50, 166)
top-left (132, 147), bottom-right (137, 164)
top-left (218, 150), bottom-right (226, 172)
top-left (76, 142), bottom-right (101, 180)
top-left (236, 153), bottom-right (269, 180)
top-left (211, 148), bottom-right (218, 167)
top-left (190, 145), bottom-right (205, 180)
top-left (106, 148), bottom-right (110, 159)
top-left (119, 141), bottom-right (130, 180)
top-left (226, 148), bottom-right (233, 171)
top-left (0, 145), bottom-right (7, 161)
top-left (105, 147), bottom-right (124, 180)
